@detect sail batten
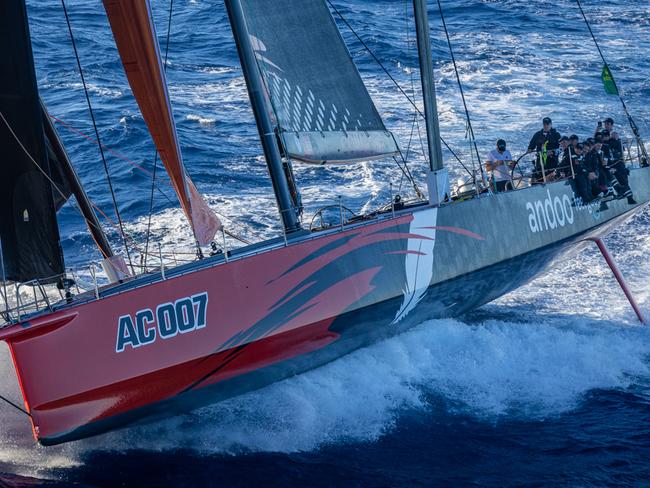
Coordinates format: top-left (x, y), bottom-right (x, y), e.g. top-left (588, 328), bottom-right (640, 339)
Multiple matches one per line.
top-left (240, 0), bottom-right (399, 164)
top-left (102, 0), bottom-right (221, 245)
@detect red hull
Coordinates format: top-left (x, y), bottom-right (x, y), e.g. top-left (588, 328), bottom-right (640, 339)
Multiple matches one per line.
top-left (3, 170), bottom-right (649, 445)
top-left (1, 214), bottom-right (417, 444)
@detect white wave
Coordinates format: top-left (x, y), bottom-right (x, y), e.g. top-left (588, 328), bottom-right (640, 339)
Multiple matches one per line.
top-left (1, 309), bottom-right (649, 473)
top-left (41, 82), bottom-right (123, 100)
top-left (2, 206), bottom-right (649, 474)
top-left (91, 315), bottom-right (650, 455)
top-left (185, 114), bottom-right (216, 126)
top-left (197, 67), bottom-right (235, 75)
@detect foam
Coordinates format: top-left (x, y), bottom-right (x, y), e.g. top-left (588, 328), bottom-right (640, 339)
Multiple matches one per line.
top-left (185, 114), bottom-right (216, 126)
top-left (2, 160), bottom-right (649, 476)
top-left (2, 306), bottom-right (650, 465)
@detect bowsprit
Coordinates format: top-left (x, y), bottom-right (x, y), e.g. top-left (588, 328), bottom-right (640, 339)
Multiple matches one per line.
top-left (116, 292), bottom-right (208, 353)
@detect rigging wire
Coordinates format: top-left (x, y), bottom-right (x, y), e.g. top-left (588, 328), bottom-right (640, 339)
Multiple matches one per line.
top-left (50, 114), bottom-right (252, 245)
top-left (0, 391), bottom-right (31, 418)
top-left (144, 0), bottom-right (174, 270)
top-left (0, 110), bottom-right (147, 258)
top-left (575, 0), bottom-right (648, 165)
top-left (404, 1), bottom-right (431, 175)
top-left (323, 1), bottom-right (426, 198)
top-left (398, 0), bottom-right (422, 195)
top-left (2, 108), bottom-right (251, 288)
top-left (434, 0), bottom-right (485, 186)
top-left (60, 0), bottom-right (135, 271)
top-left (49, 114), bottom-right (177, 207)
top-left (326, 0), bottom-right (475, 179)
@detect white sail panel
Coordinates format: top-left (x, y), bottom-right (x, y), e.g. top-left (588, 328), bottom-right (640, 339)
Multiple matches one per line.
top-left (282, 130), bottom-right (398, 165)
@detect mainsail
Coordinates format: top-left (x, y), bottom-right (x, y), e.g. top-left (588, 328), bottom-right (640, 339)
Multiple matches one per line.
top-left (0, 1), bottom-right (67, 283)
top-left (239, 0), bottom-right (399, 164)
top-left (102, 0), bottom-right (221, 245)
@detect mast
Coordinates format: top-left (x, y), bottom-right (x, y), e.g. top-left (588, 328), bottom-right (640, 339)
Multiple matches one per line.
top-left (41, 102), bottom-right (114, 260)
top-left (413, 0), bottom-right (448, 206)
top-left (224, 0), bottom-right (301, 234)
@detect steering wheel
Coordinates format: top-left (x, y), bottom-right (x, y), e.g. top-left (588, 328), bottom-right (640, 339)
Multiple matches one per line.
top-left (510, 152), bottom-right (533, 190)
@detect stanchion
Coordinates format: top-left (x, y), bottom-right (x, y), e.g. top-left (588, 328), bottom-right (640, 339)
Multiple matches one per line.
top-left (158, 243), bottom-right (166, 280)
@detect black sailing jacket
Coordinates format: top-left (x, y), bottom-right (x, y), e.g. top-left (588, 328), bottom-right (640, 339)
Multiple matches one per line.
top-left (584, 149), bottom-right (603, 174)
top-left (609, 138), bottom-right (624, 161)
top-left (527, 128), bottom-right (562, 153)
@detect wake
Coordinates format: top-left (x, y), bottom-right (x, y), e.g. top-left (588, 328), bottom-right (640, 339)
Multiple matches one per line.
top-left (0, 210), bottom-right (648, 475)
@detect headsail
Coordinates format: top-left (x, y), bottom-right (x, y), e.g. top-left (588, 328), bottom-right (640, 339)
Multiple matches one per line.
top-left (102, 0), bottom-right (221, 245)
top-left (239, 0), bottom-right (399, 164)
top-left (0, 1), bottom-right (67, 283)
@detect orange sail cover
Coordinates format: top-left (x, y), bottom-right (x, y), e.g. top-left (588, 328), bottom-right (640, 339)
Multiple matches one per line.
top-left (103, 0), bottom-right (220, 245)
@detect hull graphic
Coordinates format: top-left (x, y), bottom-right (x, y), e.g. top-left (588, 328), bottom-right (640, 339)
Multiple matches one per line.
top-left (393, 207), bottom-right (438, 324)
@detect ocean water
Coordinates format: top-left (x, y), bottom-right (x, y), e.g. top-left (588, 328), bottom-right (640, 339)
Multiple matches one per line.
top-left (1, 0), bottom-right (650, 485)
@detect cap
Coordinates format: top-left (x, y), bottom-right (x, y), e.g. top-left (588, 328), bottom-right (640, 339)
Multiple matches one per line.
top-left (497, 139), bottom-right (506, 149)
top-left (576, 143), bottom-right (584, 150)
top-left (543, 117), bottom-right (552, 125)
top-left (569, 134), bottom-right (579, 141)
top-left (604, 117), bottom-right (614, 125)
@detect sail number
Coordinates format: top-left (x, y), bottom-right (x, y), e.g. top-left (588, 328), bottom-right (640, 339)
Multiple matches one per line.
top-left (116, 292), bottom-right (209, 353)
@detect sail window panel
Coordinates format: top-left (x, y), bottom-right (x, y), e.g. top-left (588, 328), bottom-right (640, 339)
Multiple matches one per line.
top-left (240, 0), bottom-right (399, 164)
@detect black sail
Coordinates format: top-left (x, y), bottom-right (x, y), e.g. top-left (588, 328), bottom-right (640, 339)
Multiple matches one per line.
top-left (239, 0), bottom-right (399, 164)
top-left (44, 119), bottom-right (73, 212)
top-left (0, 1), bottom-right (66, 283)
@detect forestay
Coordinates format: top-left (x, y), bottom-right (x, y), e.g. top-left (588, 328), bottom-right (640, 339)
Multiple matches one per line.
top-left (240, 0), bottom-right (399, 164)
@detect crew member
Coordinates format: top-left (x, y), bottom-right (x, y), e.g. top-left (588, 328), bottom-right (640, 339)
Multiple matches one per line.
top-left (558, 136), bottom-right (572, 178)
top-left (572, 143), bottom-right (592, 203)
top-left (594, 117), bottom-right (615, 138)
top-left (487, 139), bottom-right (513, 192)
top-left (559, 136), bottom-right (570, 152)
top-left (528, 117), bottom-right (561, 182)
top-left (583, 138), bottom-right (603, 200)
top-left (602, 130), bottom-right (637, 204)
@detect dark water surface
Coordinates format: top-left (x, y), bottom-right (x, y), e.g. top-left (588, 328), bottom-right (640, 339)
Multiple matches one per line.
top-left (1, 0), bottom-right (650, 486)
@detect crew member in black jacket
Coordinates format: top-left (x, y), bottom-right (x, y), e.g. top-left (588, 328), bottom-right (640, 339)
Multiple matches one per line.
top-left (527, 117), bottom-right (562, 182)
top-left (594, 117), bottom-right (615, 139)
top-left (584, 137), bottom-right (615, 199)
top-left (602, 130), bottom-right (637, 204)
top-left (595, 133), bottom-right (615, 197)
top-left (571, 143), bottom-right (593, 203)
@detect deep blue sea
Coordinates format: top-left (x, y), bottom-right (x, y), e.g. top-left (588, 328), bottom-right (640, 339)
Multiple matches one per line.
top-left (1, 0), bottom-right (650, 486)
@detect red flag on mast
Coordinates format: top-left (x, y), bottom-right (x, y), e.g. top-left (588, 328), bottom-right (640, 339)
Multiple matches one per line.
top-left (102, 0), bottom-right (221, 245)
